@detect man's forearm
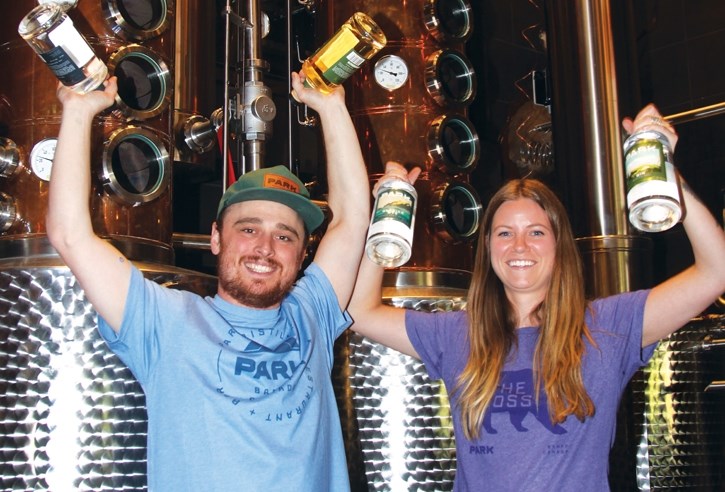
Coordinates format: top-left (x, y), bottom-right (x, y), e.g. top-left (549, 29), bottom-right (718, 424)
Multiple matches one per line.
top-left (317, 99), bottom-right (370, 230)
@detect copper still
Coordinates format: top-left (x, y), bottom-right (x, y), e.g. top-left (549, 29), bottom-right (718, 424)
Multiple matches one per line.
top-left (331, 0), bottom-right (482, 274)
top-left (0, 0), bottom-right (176, 262)
top-left (317, 0), bottom-right (481, 488)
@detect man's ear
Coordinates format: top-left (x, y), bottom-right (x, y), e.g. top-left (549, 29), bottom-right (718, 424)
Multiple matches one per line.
top-left (210, 221), bottom-right (221, 255)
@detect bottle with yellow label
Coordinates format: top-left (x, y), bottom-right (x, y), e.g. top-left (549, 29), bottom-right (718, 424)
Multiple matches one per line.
top-left (300, 12), bottom-right (386, 94)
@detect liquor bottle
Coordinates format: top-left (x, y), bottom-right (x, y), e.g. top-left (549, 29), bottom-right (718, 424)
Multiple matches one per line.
top-left (18, 3), bottom-right (108, 95)
top-left (300, 12), bottom-right (386, 94)
top-left (365, 178), bottom-right (417, 268)
top-left (623, 129), bottom-right (682, 232)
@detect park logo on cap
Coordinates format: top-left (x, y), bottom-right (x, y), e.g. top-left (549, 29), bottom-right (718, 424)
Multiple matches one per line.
top-left (263, 174), bottom-right (300, 194)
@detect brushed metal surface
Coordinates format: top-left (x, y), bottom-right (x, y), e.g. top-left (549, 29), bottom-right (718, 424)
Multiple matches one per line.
top-left (335, 294), bottom-right (466, 491)
top-left (0, 263), bottom-right (215, 491)
top-left (634, 315), bottom-right (725, 491)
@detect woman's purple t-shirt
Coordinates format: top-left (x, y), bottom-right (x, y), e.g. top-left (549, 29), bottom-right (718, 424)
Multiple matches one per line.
top-left (406, 289), bottom-right (655, 492)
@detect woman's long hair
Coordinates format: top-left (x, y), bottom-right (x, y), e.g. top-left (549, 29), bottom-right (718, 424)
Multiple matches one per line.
top-left (456, 179), bottom-right (595, 440)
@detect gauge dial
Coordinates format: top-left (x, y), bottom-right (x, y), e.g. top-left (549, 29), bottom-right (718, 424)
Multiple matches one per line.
top-left (30, 138), bottom-right (57, 182)
top-left (374, 55), bottom-right (409, 91)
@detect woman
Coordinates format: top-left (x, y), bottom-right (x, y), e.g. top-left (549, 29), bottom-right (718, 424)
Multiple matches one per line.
top-left (348, 104), bottom-right (725, 491)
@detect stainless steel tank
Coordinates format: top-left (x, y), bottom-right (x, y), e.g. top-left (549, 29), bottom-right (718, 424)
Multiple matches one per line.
top-left (0, 258), bottom-right (216, 490)
top-left (633, 315), bottom-right (725, 490)
top-left (334, 272), bottom-right (469, 490)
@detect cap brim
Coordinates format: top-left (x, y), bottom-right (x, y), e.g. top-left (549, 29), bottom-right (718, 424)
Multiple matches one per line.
top-left (219, 188), bottom-right (324, 232)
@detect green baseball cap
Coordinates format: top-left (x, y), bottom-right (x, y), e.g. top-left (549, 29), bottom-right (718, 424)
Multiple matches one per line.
top-left (216, 165), bottom-right (324, 232)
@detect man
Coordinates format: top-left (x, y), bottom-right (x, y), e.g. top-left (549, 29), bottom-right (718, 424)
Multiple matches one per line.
top-left (46, 72), bottom-right (370, 491)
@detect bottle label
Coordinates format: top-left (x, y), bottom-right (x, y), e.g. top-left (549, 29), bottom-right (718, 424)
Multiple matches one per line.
top-left (39, 16), bottom-right (94, 86)
top-left (314, 28), bottom-right (364, 85)
top-left (40, 45), bottom-right (85, 86)
top-left (624, 138), bottom-right (667, 189)
top-left (371, 187), bottom-right (415, 228)
top-left (321, 50), bottom-right (365, 85)
top-left (626, 161), bottom-right (679, 206)
top-left (47, 17), bottom-right (94, 67)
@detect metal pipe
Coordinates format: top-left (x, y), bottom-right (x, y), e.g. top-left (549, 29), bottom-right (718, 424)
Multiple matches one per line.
top-left (222, 0), bottom-right (233, 190)
top-left (172, 233), bottom-right (212, 251)
top-left (664, 101), bottom-right (725, 126)
top-left (287, 0), bottom-right (294, 170)
top-left (573, 0), bottom-right (628, 238)
top-left (701, 335), bottom-right (725, 350)
top-left (705, 380), bottom-right (725, 392)
top-left (546, 0), bottom-right (652, 298)
top-left (246, 0), bottom-right (262, 80)
top-left (238, 0), bottom-right (275, 172)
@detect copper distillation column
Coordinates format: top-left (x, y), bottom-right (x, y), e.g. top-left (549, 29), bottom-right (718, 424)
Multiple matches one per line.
top-left (314, 0), bottom-right (482, 488)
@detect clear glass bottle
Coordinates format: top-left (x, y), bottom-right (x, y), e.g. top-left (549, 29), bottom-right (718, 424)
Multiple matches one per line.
top-left (37, 0), bottom-right (79, 11)
top-left (365, 178), bottom-right (417, 268)
top-left (623, 129), bottom-right (682, 232)
top-left (301, 12), bottom-right (386, 94)
top-left (18, 3), bottom-right (107, 95)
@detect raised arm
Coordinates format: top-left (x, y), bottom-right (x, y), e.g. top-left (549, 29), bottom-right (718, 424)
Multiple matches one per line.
top-left (46, 78), bottom-right (132, 332)
top-left (290, 72), bottom-right (370, 307)
top-left (347, 162), bottom-right (420, 358)
top-left (623, 104), bottom-right (725, 346)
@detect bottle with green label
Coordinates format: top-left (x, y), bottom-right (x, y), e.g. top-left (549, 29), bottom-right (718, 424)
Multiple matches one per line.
top-left (623, 129), bottom-right (682, 232)
top-left (365, 178), bottom-right (417, 268)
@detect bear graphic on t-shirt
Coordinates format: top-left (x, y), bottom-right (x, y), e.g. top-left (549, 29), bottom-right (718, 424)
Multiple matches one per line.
top-left (483, 368), bottom-right (567, 435)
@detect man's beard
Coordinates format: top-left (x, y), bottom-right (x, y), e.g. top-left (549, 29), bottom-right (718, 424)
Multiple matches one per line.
top-left (217, 255), bottom-right (297, 309)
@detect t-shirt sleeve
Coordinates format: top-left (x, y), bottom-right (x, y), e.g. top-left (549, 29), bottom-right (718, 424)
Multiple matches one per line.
top-left (294, 262), bottom-right (352, 343)
top-left (591, 289), bottom-right (655, 376)
top-left (96, 264), bottom-right (144, 346)
top-left (405, 310), bottom-right (467, 381)
top-left (96, 265), bottom-right (181, 384)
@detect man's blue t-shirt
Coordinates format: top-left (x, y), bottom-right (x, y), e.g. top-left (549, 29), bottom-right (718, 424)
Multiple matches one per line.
top-left (407, 290), bottom-right (656, 492)
top-left (98, 263), bottom-right (351, 491)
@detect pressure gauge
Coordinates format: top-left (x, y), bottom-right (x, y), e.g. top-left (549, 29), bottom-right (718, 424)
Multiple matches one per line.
top-left (374, 55), bottom-right (409, 91)
top-left (30, 138), bottom-right (57, 182)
